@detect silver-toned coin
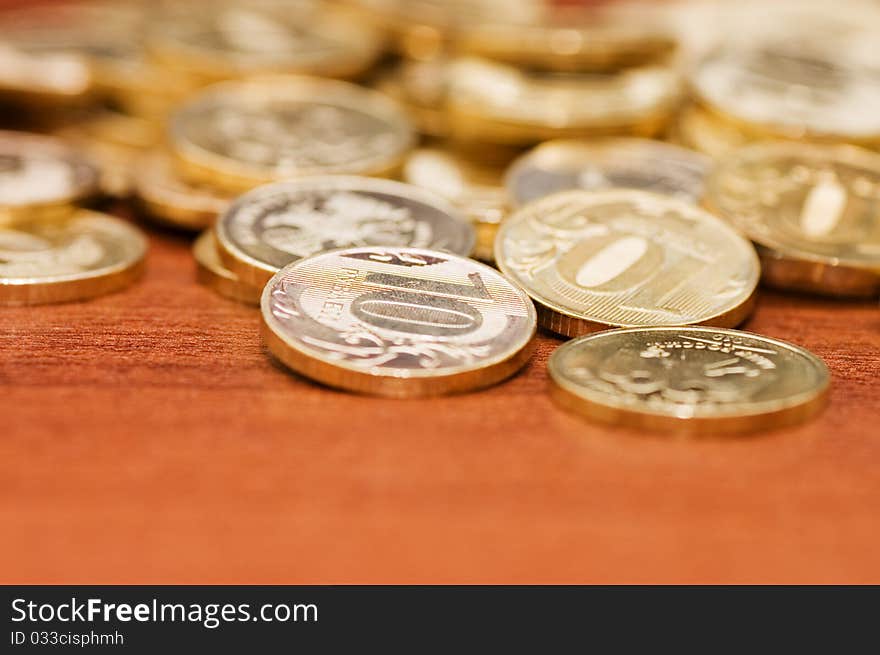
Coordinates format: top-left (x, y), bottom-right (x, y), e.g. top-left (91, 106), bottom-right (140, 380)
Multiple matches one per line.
top-left (216, 175), bottom-right (476, 287)
top-left (506, 138), bottom-right (710, 207)
top-left (261, 246), bottom-right (537, 397)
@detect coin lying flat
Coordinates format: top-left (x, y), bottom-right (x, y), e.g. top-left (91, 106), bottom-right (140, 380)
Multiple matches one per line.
top-left (706, 142), bottom-right (880, 297)
top-left (169, 76), bottom-right (415, 192)
top-left (549, 326), bottom-right (830, 434)
top-left (506, 138), bottom-right (710, 207)
top-left (0, 209), bottom-right (147, 305)
top-left (134, 150), bottom-right (231, 230)
top-left (193, 230), bottom-right (260, 306)
top-left (0, 130), bottom-right (100, 220)
top-left (261, 246), bottom-right (537, 397)
top-left (147, 2), bottom-right (383, 83)
top-left (495, 189), bottom-right (760, 337)
top-left (403, 148), bottom-right (508, 262)
top-left (216, 176), bottom-right (475, 287)
top-left (692, 43), bottom-right (880, 144)
top-left (447, 58), bottom-right (682, 145)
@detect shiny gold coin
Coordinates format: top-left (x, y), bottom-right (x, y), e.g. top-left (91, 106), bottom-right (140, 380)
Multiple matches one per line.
top-left (261, 245), bottom-right (537, 397)
top-left (0, 130), bottom-right (100, 220)
top-left (0, 209), bottom-right (147, 305)
top-left (506, 138), bottom-right (710, 207)
top-left (134, 150), bottom-right (231, 231)
top-left (691, 43), bottom-right (880, 145)
top-left (147, 1), bottom-right (383, 84)
top-left (549, 326), bottom-right (830, 434)
top-left (403, 147), bottom-right (509, 263)
top-left (193, 230), bottom-right (260, 306)
top-left (170, 75), bottom-right (415, 192)
top-left (217, 175), bottom-right (475, 287)
top-left (495, 189), bottom-right (760, 337)
top-left (447, 58), bottom-right (682, 145)
top-left (669, 102), bottom-right (754, 160)
top-left (706, 142), bottom-right (880, 297)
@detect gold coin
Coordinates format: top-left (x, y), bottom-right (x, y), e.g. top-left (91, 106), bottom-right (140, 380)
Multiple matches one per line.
top-left (706, 142), bottom-right (880, 297)
top-left (147, 1), bottom-right (383, 83)
top-left (0, 209), bottom-right (147, 305)
top-left (371, 58), bottom-right (450, 138)
top-left (193, 230), bottom-right (260, 306)
top-left (495, 189), bottom-right (759, 337)
top-left (505, 138), bottom-right (710, 207)
top-left (669, 103), bottom-right (753, 160)
top-left (403, 147), bottom-right (508, 263)
top-left (261, 245), bottom-right (536, 397)
top-left (170, 75), bottom-right (415, 192)
top-left (447, 58), bottom-right (682, 145)
top-left (134, 150), bottom-right (231, 231)
top-left (691, 43), bottom-right (880, 145)
top-left (549, 326), bottom-right (830, 434)
top-left (216, 175), bottom-right (475, 287)
top-left (0, 130), bottom-right (100, 220)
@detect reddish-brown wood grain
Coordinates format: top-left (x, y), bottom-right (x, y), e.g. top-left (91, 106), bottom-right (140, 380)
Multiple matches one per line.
top-left (1, 212), bottom-right (879, 584)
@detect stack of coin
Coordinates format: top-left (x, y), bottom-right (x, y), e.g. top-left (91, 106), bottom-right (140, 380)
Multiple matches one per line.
top-left (0, 131), bottom-right (147, 305)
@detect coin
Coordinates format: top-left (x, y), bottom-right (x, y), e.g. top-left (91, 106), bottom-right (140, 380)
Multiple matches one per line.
top-left (705, 142), bottom-right (880, 297)
top-left (134, 150), bottom-right (231, 230)
top-left (548, 326), bottom-right (830, 434)
top-left (669, 103), bottom-right (753, 160)
top-left (193, 230), bottom-right (260, 306)
top-left (495, 189), bottom-right (759, 337)
top-left (447, 58), bottom-right (682, 145)
top-left (147, 2), bottom-right (383, 83)
top-left (372, 58), bottom-right (450, 138)
top-left (216, 175), bottom-right (475, 287)
top-left (691, 43), bottom-right (880, 145)
top-left (170, 76), bottom-right (415, 192)
top-left (261, 246), bottom-right (537, 397)
top-left (0, 130), bottom-right (100, 220)
top-left (0, 209), bottom-right (147, 305)
top-left (505, 138), bottom-right (710, 207)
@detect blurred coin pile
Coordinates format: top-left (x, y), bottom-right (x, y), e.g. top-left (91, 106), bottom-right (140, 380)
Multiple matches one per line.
top-left (3, 0), bottom-right (879, 434)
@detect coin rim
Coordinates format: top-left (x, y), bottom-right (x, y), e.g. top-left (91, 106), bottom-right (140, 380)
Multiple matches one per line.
top-left (193, 230), bottom-right (261, 306)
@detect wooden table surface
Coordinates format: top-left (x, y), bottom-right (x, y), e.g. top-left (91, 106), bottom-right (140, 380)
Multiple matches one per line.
top-left (2, 207), bottom-right (878, 584)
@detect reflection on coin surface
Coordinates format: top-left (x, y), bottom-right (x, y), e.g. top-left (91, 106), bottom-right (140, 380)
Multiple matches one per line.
top-left (262, 246), bottom-right (536, 397)
top-left (148, 2), bottom-right (382, 81)
top-left (134, 150), bottom-right (231, 230)
top-left (0, 131), bottom-right (99, 216)
top-left (0, 209), bottom-right (147, 305)
top-left (549, 326), bottom-right (830, 433)
top-left (506, 138), bottom-right (710, 207)
top-left (193, 230), bottom-right (260, 306)
top-left (170, 76), bottom-right (415, 191)
top-left (217, 176), bottom-right (475, 287)
top-left (495, 189), bottom-right (759, 336)
top-left (670, 103), bottom-right (753, 160)
top-left (706, 142), bottom-right (880, 296)
top-left (692, 44), bottom-right (880, 143)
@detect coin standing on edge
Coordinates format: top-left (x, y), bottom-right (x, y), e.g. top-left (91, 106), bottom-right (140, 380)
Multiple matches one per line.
top-left (495, 189), bottom-right (760, 337)
top-left (216, 175), bottom-right (476, 287)
top-left (261, 246), bottom-right (537, 397)
top-left (134, 150), bottom-right (232, 230)
top-left (0, 130), bottom-right (100, 220)
top-left (169, 76), bottom-right (415, 192)
top-left (0, 209), bottom-right (147, 305)
top-left (706, 142), bottom-right (880, 297)
top-left (505, 138), bottom-right (710, 207)
top-left (549, 326), bottom-right (830, 434)
top-left (193, 230), bottom-right (260, 306)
